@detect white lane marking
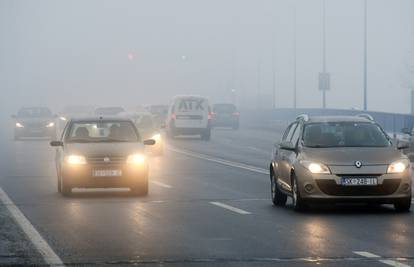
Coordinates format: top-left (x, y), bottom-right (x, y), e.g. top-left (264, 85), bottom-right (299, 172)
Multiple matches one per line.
top-left (353, 251), bottom-right (411, 267)
top-left (167, 146), bottom-right (268, 175)
top-left (210, 201), bottom-right (251, 215)
top-left (0, 187), bottom-right (64, 266)
top-left (150, 180), bottom-right (172, 188)
top-left (354, 251), bottom-right (380, 258)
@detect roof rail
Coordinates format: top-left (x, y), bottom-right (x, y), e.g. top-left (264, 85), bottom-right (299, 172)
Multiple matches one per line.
top-left (356, 113), bottom-right (374, 121)
top-left (296, 114), bottom-right (309, 122)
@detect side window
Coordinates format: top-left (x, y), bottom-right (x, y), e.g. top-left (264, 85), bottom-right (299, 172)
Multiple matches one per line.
top-left (283, 123), bottom-right (298, 142)
top-left (290, 123), bottom-right (301, 146)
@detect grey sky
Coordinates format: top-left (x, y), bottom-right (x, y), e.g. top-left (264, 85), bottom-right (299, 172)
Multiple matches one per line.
top-left (1, 0), bottom-right (413, 114)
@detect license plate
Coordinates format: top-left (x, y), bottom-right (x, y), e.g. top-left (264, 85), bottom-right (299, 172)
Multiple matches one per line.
top-left (341, 177), bottom-right (378, 186)
top-left (92, 169), bottom-right (122, 177)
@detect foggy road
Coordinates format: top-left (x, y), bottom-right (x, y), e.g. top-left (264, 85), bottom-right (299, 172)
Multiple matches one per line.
top-left (0, 127), bottom-right (413, 266)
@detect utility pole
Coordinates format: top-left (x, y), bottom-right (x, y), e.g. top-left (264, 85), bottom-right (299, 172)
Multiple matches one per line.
top-left (363, 0), bottom-right (368, 111)
top-left (293, 5), bottom-right (297, 109)
top-left (257, 59), bottom-right (261, 110)
top-left (322, 0), bottom-right (327, 108)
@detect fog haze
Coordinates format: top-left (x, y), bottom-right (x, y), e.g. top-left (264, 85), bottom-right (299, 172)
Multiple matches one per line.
top-left (1, 0), bottom-right (413, 114)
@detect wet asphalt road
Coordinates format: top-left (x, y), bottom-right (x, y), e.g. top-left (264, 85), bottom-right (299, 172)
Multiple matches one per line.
top-left (0, 126), bottom-right (413, 266)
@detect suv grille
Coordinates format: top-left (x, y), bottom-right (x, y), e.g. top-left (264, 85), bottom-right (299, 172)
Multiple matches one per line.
top-left (316, 179), bottom-right (401, 196)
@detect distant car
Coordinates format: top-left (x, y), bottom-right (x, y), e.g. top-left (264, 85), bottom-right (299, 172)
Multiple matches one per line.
top-left (50, 117), bottom-right (155, 196)
top-left (12, 107), bottom-right (57, 140)
top-left (400, 127), bottom-right (414, 162)
top-left (58, 105), bottom-right (95, 131)
top-left (166, 96), bottom-right (212, 140)
top-left (121, 112), bottom-right (164, 156)
top-left (270, 115), bottom-right (411, 212)
top-left (146, 105), bottom-right (168, 128)
top-left (212, 103), bottom-right (239, 129)
top-left (94, 107), bottom-right (126, 116)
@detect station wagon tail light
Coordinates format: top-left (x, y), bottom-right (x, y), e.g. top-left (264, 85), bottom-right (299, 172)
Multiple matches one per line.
top-left (171, 113), bottom-right (176, 120)
top-left (387, 159), bottom-right (409, 174)
top-left (127, 154), bottom-right (146, 165)
top-left (65, 155), bottom-right (87, 165)
top-left (300, 161), bottom-right (331, 174)
top-left (208, 112), bottom-right (213, 120)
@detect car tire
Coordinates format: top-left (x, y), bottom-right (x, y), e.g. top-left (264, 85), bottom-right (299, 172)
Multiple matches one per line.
top-left (201, 129), bottom-right (211, 141)
top-left (57, 174), bottom-right (62, 193)
top-left (130, 176), bottom-right (149, 196)
top-left (292, 174), bottom-right (307, 211)
top-left (394, 197), bottom-right (411, 212)
top-left (60, 176), bottom-right (72, 196)
top-left (271, 170), bottom-right (287, 206)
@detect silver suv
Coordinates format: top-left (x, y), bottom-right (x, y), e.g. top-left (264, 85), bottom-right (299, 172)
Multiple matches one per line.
top-left (270, 115), bottom-right (412, 212)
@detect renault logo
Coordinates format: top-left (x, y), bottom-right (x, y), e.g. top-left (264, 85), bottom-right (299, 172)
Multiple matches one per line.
top-left (103, 157), bottom-right (110, 163)
top-left (355, 161), bottom-right (362, 168)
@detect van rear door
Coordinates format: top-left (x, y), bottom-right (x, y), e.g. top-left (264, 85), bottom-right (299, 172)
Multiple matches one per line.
top-left (174, 97), bottom-right (209, 129)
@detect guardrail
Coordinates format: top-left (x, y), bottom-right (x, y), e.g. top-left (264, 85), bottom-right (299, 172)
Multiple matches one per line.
top-left (240, 108), bottom-right (414, 135)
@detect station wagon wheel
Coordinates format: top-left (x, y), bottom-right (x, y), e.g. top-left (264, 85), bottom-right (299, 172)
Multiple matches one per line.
top-left (271, 170), bottom-right (287, 206)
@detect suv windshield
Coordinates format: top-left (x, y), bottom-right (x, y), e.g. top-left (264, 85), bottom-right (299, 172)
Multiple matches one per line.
top-left (18, 107), bottom-right (52, 118)
top-left (303, 122), bottom-right (391, 148)
top-left (66, 121), bottom-right (140, 143)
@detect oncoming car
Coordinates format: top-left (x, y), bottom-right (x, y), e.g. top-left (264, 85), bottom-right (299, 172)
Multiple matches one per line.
top-left (50, 117), bottom-right (155, 196)
top-left (12, 107), bottom-right (57, 140)
top-left (121, 111), bottom-right (164, 156)
top-left (270, 115), bottom-right (412, 212)
top-left (94, 107), bottom-right (126, 116)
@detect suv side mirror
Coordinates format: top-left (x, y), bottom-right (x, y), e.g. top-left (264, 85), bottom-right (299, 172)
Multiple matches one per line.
top-left (143, 139), bottom-right (156, 146)
top-left (50, 141), bottom-right (63, 147)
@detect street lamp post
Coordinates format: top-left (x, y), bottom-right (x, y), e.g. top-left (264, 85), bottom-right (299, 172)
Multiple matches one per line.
top-left (363, 0), bottom-right (368, 111)
top-left (293, 5), bottom-right (297, 109)
top-left (322, 0), bottom-right (327, 108)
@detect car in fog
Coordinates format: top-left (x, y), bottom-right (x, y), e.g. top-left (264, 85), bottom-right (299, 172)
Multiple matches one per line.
top-left (121, 111), bottom-right (164, 156)
top-left (166, 95), bottom-right (212, 140)
top-left (94, 106), bottom-right (126, 116)
top-left (50, 117), bottom-right (155, 196)
top-left (145, 104), bottom-right (168, 128)
top-left (58, 105), bottom-right (95, 131)
top-left (12, 107), bottom-right (57, 140)
top-left (212, 103), bottom-right (239, 130)
top-left (270, 115), bottom-right (411, 212)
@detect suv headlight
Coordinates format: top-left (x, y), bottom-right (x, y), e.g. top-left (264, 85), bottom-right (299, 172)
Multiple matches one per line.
top-left (65, 155), bottom-right (87, 165)
top-left (387, 159), bottom-right (410, 174)
top-left (15, 122), bottom-right (24, 128)
top-left (300, 160), bottom-right (331, 174)
top-left (127, 154), bottom-right (146, 165)
top-left (46, 122), bottom-right (55, 128)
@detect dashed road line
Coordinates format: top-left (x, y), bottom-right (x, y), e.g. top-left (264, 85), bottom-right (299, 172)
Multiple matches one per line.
top-left (210, 201), bottom-right (251, 215)
top-left (353, 251), bottom-right (411, 267)
top-left (167, 146), bottom-right (268, 175)
top-left (150, 180), bottom-right (173, 188)
top-left (0, 187), bottom-right (64, 266)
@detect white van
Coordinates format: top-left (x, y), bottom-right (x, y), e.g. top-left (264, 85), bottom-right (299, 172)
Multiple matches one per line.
top-left (166, 95), bottom-right (212, 140)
